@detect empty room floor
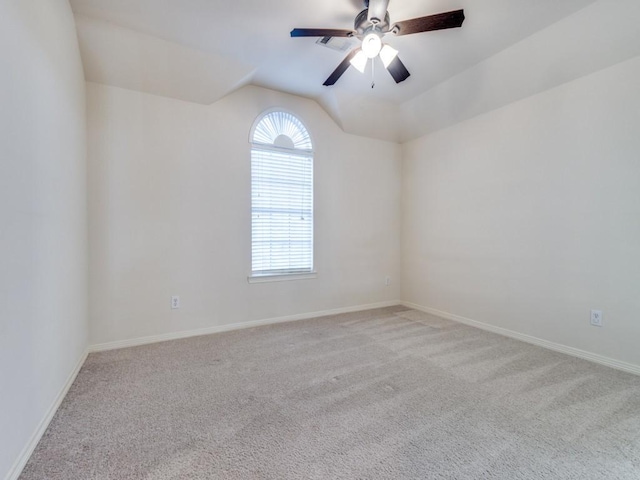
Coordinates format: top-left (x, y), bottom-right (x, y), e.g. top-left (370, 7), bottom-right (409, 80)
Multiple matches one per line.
top-left (20, 307), bottom-right (640, 479)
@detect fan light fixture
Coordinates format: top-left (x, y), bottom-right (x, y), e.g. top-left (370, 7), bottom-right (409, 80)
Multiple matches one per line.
top-left (361, 32), bottom-right (382, 58)
top-left (349, 43), bottom-right (397, 73)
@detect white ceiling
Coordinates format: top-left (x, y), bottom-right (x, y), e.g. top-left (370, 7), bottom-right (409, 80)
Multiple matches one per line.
top-left (70, 0), bottom-right (640, 141)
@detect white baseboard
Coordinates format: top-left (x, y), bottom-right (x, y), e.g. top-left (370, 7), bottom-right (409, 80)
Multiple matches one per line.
top-left (402, 301), bottom-right (640, 377)
top-left (5, 349), bottom-right (88, 480)
top-left (89, 300), bottom-right (402, 353)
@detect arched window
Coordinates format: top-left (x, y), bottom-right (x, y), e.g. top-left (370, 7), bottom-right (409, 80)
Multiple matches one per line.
top-left (250, 111), bottom-right (314, 278)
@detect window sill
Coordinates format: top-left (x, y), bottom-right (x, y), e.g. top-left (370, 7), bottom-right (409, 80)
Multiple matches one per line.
top-left (247, 272), bottom-right (317, 284)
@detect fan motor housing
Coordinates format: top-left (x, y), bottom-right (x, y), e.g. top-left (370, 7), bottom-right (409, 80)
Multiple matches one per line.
top-left (354, 9), bottom-right (390, 36)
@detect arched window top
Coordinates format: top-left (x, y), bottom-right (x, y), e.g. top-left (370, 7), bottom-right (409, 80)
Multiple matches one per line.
top-left (251, 111), bottom-right (313, 151)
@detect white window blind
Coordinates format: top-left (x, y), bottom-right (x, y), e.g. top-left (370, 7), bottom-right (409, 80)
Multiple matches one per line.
top-left (251, 112), bottom-right (313, 277)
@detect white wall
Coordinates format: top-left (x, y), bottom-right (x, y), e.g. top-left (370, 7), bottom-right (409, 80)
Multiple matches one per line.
top-left (87, 83), bottom-right (401, 345)
top-left (402, 55), bottom-right (640, 367)
top-left (0, 1), bottom-right (88, 478)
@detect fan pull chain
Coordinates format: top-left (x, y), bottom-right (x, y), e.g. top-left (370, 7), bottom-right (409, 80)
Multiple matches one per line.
top-left (371, 57), bottom-right (375, 89)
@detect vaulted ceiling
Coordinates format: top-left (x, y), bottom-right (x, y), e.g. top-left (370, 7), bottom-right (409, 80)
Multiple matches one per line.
top-left (70, 0), bottom-right (640, 142)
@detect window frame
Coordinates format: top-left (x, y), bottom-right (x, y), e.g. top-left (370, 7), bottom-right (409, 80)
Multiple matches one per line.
top-left (248, 109), bottom-right (316, 283)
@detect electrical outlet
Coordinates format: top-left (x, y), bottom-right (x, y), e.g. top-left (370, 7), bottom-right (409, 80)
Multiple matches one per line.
top-left (590, 309), bottom-right (602, 327)
top-left (171, 296), bottom-right (180, 309)
top-left (385, 276), bottom-right (391, 286)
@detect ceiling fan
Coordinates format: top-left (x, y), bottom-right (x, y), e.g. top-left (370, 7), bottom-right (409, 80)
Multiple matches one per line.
top-left (291, 0), bottom-right (465, 86)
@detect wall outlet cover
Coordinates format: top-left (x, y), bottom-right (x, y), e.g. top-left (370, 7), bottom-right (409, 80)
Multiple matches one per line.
top-left (171, 296), bottom-right (180, 309)
top-left (590, 309), bottom-right (602, 327)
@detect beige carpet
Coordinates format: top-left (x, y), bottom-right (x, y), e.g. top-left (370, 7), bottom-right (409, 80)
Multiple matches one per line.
top-left (20, 307), bottom-right (640, 479)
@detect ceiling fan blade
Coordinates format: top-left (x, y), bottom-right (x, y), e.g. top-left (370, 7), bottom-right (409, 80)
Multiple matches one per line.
top-left (385, 55), bottom-right (410, 84)
top-left (291, 28), bottom-right (355, 38)
top-left (367, 0), bottom-right (390, 23)
top-left (323, 49), bottom-right (360, 86)
top-left (391, 9), bottom-right (465, 36)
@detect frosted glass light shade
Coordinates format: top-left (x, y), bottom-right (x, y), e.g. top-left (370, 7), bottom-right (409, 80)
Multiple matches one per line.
top-left (380, 45), bottom-right (398, 68)
top-left (349, 50), bottom-right (368, 73)
top-left (362, 33), bottom-right (382, 58)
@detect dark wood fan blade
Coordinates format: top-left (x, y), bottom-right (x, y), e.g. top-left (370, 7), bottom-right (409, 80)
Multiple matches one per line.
top-left (291, 28), bottom-right (355, 38)
top-left (391, 9), bottom-right (465, 36)
top-left (367, 0), bottom-right (390, 23)
top-left (386, 56), bottom-right (410, 84)
top-left (323, 49), bottom-right (360, 86)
